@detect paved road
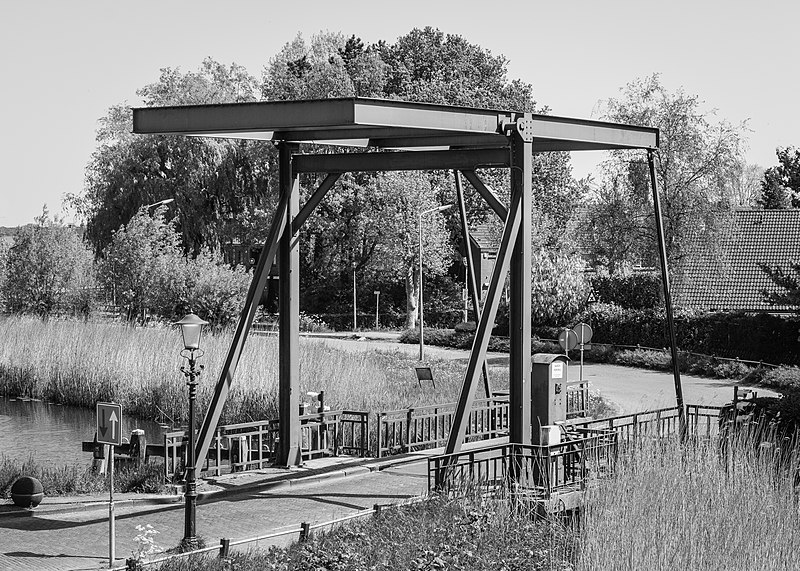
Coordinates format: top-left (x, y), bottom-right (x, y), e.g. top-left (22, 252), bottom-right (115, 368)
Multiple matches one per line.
top-left (0, 461), bottom-right (430, 571)
top-left (309, 333), bottom-right (780, 413)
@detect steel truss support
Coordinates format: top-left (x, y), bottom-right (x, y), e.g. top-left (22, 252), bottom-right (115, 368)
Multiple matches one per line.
top-left (194, 148), bottom-right (337, 470)
top-left (444, 181), bottom-right (524, 455)
top-left (278, 142), bottom-right (303, 466)
top-left (647, 150), bottom-right (686, 438)
top-left (193, 179), bottom-right (289, 469)
top-left (460, 170), bottom-right (508, 220)
top-left (454, 170), bottom-right (491, 399)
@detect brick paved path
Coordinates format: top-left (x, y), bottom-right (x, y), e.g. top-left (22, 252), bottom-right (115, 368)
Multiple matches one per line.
top-left (0, 462), bottom-right (428, 571)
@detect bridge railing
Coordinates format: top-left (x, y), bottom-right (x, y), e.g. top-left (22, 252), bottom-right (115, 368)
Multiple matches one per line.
top-left (376, 396), bottom-right (510, 458)
top-left (162, 409), bottom-right (369, 480)
top-left (428, 428), bottom-right (618, 495)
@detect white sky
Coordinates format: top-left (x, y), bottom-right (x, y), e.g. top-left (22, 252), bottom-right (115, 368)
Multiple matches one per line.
top-left (1, 0), bottom-right (797, 226)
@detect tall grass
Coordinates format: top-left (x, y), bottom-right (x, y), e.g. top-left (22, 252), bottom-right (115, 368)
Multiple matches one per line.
top-left (0, 316), bottom-right (484, 425)
top-left (579, 435), bottom-right (800, 570)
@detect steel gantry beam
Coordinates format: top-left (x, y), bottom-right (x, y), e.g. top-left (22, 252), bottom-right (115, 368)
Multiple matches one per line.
top-left (193, 184), bottom-right (289, 469)
top-left (454, 170), bottom-right (492, 399)
top-left (444, 179), bottom-right (524, 455)
top-left (648, 149), bottom-right (686, 438)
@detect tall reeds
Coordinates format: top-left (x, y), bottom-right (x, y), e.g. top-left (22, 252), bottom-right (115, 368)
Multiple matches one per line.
top-left (0, 316), bottom-right (478, 425)
top-left (579, 434), bottom-right (800, 570)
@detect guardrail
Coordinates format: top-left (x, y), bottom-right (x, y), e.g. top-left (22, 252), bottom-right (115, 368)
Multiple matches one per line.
top-left (162, 410), bottom-right (369, 480)
top-left (114, 497), bottom-right (427, 570)
top-left (376, 396), bottom-right (510, 458)
top-left (427, 428), bottom-right (618, 496)
top-left (571, 404), bottom-right (724, 442)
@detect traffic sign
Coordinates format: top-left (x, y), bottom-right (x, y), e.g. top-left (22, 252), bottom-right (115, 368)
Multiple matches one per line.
top-left (572, 322), bottom-right (593, 345)
top-left (586, 289), bottom-right (599, 304)
top-left (558, 329), bottom-right (578, 352)
top-left (96, 402), bottom-right (122, 446)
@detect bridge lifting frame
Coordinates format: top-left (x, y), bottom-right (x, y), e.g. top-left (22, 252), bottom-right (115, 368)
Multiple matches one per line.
top-left (132, 98), bottom-right (684, 468)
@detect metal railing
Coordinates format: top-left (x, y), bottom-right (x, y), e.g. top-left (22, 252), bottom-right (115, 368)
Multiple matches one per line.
top-left (571, 404), bottom-right (724, 442)
top-left (427, 428), bottom-right (618, 496)
top-left (376, 396), bottom-right (510, 458)
top-left (163, 410), bottom-right (369, 480)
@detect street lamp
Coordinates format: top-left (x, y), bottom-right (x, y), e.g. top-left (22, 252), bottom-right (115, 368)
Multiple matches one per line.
top-left (175, 313), bottom-right (208, 550)
top-left (419, 204), bottom-right (454, 360)
top-left (352, 261), bottom-right (358, 332)
top-left (143, 198), bottom-right (175, 210)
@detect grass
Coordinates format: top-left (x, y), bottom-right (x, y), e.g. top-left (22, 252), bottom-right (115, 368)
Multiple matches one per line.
top-left (143, 433), bottom-right (800, 571)
top-left (0, 454), bottom-right (166, 497)
top-left (579, 434), bottom-right (800, 570)
top-left (0, 316), bottom-right (486, 426)
top-left (152, 492), bottom-right (575, 571)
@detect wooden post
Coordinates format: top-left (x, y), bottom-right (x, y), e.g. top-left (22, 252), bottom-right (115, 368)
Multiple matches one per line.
top-left (219, 538), bottom-right (231, 558)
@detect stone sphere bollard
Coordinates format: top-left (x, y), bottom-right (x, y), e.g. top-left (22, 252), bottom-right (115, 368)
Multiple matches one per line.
top-left (11, 476), bottom-right (44, 508)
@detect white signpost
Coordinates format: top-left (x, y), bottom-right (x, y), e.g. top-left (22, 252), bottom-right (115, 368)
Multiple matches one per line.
top-left (571, 323), bottom-right (593, 385)
top-left (97, 402), bottom-right (122, 568)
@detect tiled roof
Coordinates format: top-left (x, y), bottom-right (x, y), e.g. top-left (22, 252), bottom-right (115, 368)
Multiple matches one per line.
top-left (468, 223), bottom-right (500, 251)
top-left (672, 210), bottom-right (800, 312)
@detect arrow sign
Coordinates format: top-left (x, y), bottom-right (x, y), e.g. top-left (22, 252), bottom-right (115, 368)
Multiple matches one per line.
top-left (97, 402), bottom-right (123, 446)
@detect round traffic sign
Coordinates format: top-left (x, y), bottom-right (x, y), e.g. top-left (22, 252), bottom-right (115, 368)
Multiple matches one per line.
top-left (572, 322), bottom-right (593, 345)
top-left (558, 329), bottom-right (578, 352)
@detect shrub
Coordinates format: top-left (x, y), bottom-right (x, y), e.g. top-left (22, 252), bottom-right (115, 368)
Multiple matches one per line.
top-left (590, 271), bottom-right (661, 309)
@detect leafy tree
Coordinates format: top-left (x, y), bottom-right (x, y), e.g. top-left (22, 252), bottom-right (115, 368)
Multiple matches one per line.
top-left (585, 74), bottom-right (748, 272)
top-left (2, 207), bottom-right (96, 316)
top-left (101, 206), bottom-right (249, 325)
top-left (101, 206), bottom-right (185, 321)
top-left (759, 146), bottom-right (800, 208)
top-left (71, 58), bottom-right (274, 256)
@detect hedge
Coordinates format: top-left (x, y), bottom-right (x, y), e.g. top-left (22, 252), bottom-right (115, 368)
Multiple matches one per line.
top-left (579, 304), bottom-right (800, 366)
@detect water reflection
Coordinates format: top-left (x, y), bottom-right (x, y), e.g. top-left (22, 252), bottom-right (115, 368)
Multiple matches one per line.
top-left (0, 397), bottom-right (166, 467)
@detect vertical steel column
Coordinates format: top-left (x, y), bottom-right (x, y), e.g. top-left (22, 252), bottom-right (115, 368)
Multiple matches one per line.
top-left (453, 170), bottom-right (492, 398)
top-left (509, 120), bottom-right (533, 445)
top-left (647, 150), bottom-right (686, 438)
top-left (278, 142), bottom-right (302, 466)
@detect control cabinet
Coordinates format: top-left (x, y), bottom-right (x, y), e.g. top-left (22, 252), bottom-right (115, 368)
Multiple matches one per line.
top-left (531, 353), bottom-right (569, 444)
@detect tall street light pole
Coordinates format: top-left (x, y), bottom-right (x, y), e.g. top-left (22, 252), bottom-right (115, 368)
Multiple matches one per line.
top-left (143, 198), bottom-right (175, 211)
top-left (419, 204), bottom-right (454, 361)
top-left (352, 262), bottom-right (357, 332)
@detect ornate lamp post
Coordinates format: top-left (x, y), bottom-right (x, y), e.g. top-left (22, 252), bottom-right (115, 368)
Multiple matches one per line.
top-left (175, 313), bottom-right (208, 550)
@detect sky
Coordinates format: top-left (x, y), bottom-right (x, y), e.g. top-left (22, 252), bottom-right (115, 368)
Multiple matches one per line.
top-left (1, 0), bottom-right (797, 226)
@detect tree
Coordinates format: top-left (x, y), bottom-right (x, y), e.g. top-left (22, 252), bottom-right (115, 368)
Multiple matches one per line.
top-left (2, 207), bottom-right (96, 316)
top-left (101, 206), bottom-right (250, 325)
top-left (585, 74), bottom-right (748, 272)
top-left (72, 58), bottom-right (274, 256)
top-left (759, 146), bottom-right (800, 208)
top-left (101, 206), bottom-right (185, 321)
top-left (369, 172), bottom-right (453, 328)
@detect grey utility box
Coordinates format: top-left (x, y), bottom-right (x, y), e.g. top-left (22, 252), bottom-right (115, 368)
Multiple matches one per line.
top-left (531, 353), bottom-right (569, 443)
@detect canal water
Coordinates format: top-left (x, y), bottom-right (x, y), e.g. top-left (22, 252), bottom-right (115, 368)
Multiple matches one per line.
top-left (0, 397), bottom-right (168, 467)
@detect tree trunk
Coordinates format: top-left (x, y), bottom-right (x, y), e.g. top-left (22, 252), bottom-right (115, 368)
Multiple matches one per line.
top-left (404, 264), bottom-right (419, 330)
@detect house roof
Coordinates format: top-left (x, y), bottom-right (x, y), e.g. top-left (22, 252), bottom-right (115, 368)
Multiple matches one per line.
top-left (672, 210), bottom-right (800, 313)
top-left (468, 223), bottom-right (500, 251)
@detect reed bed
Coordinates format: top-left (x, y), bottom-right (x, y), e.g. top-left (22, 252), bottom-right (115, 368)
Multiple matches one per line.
top-left (0, 316), bottom-right (479, 425)
top-left (579, 434), bottom-right (800, 570)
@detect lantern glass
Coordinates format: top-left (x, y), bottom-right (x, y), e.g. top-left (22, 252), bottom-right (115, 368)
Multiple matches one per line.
top-left (175, 314), bottom-right (208, 350)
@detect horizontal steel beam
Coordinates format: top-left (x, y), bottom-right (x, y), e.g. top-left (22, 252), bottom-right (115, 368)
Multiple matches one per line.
top-left (293, 148), bottom-right (510, 174)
